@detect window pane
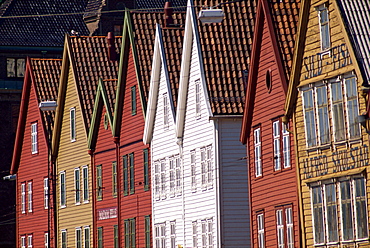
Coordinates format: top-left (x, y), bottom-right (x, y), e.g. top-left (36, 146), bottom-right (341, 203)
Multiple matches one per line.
top-left (331, 83), bottom-right (345, 141)
top-left (312, 186), bottom-right (324, 244)
top-left (340, 181), bottom-right (354, 241)
top-left (317, 86), bottom-right (330, 144)
top-left (303, 90), bottom-right (317, 146)
top-left (324, 184), bottom-right (338, 242)
top-left (354, 178), bottom-right (368, 239)
top-left (345, 77), bottom-right (360, 138)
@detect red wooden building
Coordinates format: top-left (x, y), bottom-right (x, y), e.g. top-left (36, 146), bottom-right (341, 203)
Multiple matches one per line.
top-left (10, 58), bottom-right (61, 248)
top-left (240, 0), bottom-right (301, 247)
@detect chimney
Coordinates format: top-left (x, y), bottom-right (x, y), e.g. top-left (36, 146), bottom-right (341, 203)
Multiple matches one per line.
top-left (164, 2), bottom-right (174, 28)
top-left (106, 32), bottom-right (117, 61)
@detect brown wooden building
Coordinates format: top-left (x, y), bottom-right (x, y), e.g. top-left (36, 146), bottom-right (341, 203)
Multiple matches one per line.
top-left (240, 0), bottom-right (301, 247)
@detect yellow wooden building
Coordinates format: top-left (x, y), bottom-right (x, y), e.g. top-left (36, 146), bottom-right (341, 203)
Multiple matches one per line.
top-left (284, 0), bottom-right (370, 247)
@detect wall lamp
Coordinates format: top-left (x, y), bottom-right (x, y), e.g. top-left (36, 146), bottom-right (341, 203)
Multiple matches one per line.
top-left (39, 100), bottom-right (57, 111)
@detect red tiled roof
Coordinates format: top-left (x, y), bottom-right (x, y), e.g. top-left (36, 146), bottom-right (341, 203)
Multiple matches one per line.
top-left (103, 78), bottom-right (118, 115)
top-left (269, 0), bottom-right (300, 81)
top-left (69, 35), bottom-right (121, 129)
top-left (194, 0), bottom-right (256, 115)
top-left (31, 58), bottom-right (62, 134)
top-left (131, 11), bottom-right (185, 104)
top-left (162, 27), bottom-right (185, 109)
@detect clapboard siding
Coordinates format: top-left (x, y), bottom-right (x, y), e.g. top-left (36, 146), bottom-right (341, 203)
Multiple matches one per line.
top-left (56, 66), bottom-right (93, 247)
top-left (17, 81), bottom-right (49, 247)
top-left (219, 118), bottom-right (250, 247)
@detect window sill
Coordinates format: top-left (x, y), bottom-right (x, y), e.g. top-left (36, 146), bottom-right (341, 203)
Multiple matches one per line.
top-left (60, 205), bottom-right (66, 209)
top-left (83, 200), bottom-right (89, 204)
top-left (75, 202), bottom-right (81, 206)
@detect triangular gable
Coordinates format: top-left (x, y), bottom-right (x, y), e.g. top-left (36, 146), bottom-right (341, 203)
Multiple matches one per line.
top-left (175, 0), bottom-right (212, 139)
top-left (284, 0), bottom-right (364, 119)
top-left (143, 23), bottom-right (177, 144)
top-left (240, 0), bottom-right (290, 144)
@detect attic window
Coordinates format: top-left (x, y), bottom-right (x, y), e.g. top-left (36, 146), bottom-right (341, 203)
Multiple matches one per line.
top-left (266, 70), bottom-right (272, 93)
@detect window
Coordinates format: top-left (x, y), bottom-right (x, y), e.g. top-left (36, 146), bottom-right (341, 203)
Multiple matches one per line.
top-left (44, 232), bottom-right (49, 248)
top-left (282, 123), bottom-right (291, 169)
top-left (192, 221), bottom-right (198, 248)
top-left (7, 58), bottom-right (25, 77)
top-left (302, 76), bottom-right (360, 148)
top-left (257, 213), bottom-right (265, 248)
top-left (28, 182), bottom-right (32, 212)
top-left (27, 235), bottom-right (32, 248)
top-left (154, 159), bottom-right (167, 200)
top-left (113, 161), bottom-right (117, 197)
top-left (44, 178), bottom-right (49, 209)
top-left (311, 177), bottom-right (368, 245)
top-left (124, 218), bottom-right (136, 248)
top-left (201, 218), bottom-right (213, 248)
top-left (75, 168), bottom-right (81, 204)
top-left (273, 121), bottom-right (281, 170)
top-left (195, 79), bottom-right (201, 118)
top-left (76, 228), bottom-right (82, 248)
top-left (254, 128), bottom-right (262, 177)
top-left (123, 155), bottom-right (128, 196)
top-left (318, 4), bottom-right (330, 50)
top-left (60, 171), bottom-right (66, 207)
top-left (163, 93), bottom-right (169, 129)
top-left (31, 123), bottom-right (38, 154)
top-left (21, 236), bottom-right (26, 248)
top-left (84, 226), bottom-right (90, 248)
top-left (70, 108), bottom-right (76, 141)
top-left (155, 223), bottom-right (166, 248)
top-left (169, 155), bottom-right (181, 197)
top-left (145, 216), bottom-right (151, 248)
top-left (96, 165), bottom-right (102, 201)
top-left (170, 221), bottom-right (176, 248)
top-left (21, 183), bottom-right (26, 213)
top-left (276, 206), bottom-right (294, 248)
top-left (131, 86), bottom-right (136, 115)
top-left (169, 157), bottom-right (175, 197)
top-left (201, 146), bottom-right (213, 189)
top-left (83, 166), bottom-right (89, 202)
top-left (129, 153), bottom-right (135, 195)
top-left (161, 160), bottom-right (166, 199)
top-left (191, 150), bottom-right (196, 191)
top-left (143, 149), bottom-right (149, 191)
top-left (114, 225), bottom-right (119, 248)
top-left (97, 227), bottom-right (103, 248)
top-left (61, 230), bottom-right (67, 248)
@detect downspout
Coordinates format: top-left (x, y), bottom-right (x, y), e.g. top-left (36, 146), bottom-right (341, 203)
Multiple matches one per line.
top-left (292, 112), bottom-right (305, 247)
top-left (51, 156), bottom-right (57, 248)
top-left (246, 139), bottom-right (253, 248)
top-left (89, 149), bottom-right (97, 248)
top-left (114, 137), bottom-right (122, 248)
top-left (214, 119), bottom-right (221, 247)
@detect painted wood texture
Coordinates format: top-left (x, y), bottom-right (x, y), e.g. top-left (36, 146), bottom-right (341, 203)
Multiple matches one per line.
top-left (56, 66), bottom-right (93, 247)
top-left (246, 16), bottom-right (300, 248)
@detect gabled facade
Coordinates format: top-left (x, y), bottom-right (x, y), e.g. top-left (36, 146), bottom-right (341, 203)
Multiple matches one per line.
top-left (284, 0), bottom-right (370, 247)
top-left (240, 0), bottom-right (300, 247)
top-left (144, 0), bottom-right (255, 246)
top-left (10, 58), bottom-right (61, 248)
top-left (52, 34), bottom-right (121, 248)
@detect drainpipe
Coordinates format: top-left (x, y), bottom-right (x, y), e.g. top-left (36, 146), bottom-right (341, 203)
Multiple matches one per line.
top-left (114, 136), bottom-right (122, 247)
top-left (89, 149), bottom-right (97, 248)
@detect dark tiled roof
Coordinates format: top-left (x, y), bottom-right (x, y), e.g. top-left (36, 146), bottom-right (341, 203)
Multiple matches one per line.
top-left (162, 27), bottom-right (185, 109)
top-left (69, 35), bottom-right (121, 129)
top-left (83, 0), bottom-right (103, 18)
top-left (136, 0), bottom-right (186, 11)
top-left (194, 0), bottom-right (256, 115)
top-left (131, 11), bottom-right (185, 104)
top-left (0, 0), bottom-right (89, 46)
top-left (31, 58), bottom-right (62, 133)
top-left (269, 0), bottom-right (300, 81)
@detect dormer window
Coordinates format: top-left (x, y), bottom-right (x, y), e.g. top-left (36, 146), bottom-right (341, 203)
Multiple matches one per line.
top-left (70, 108), bottom-right (76, 142)
top-left (318, 4), bottom-right (330, 51)
top-left (31, 122), bottom-right (38, 154)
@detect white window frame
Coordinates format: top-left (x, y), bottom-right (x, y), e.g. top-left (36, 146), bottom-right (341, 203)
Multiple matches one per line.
top-left (31, 123), bottom-right (38, 154)
top-left (257, 213), bottom-right (265, 248)
top-left (302, 89), bottom-right (317, 147)
top-left (195, 79), bottom-right (201, 118)
top-left (154, 223), bottom-right (166, 248)
top-left (60, 171), bottom-right (66, 208)
top-left (169, 157), bottom-right (175, 197)
top-left (84, 226), bottom-right (90, 248)
top-left (170, 221), bottom-right (176, 248)
top-left (191, 150), bottom-right (196, 192)
top-left (330, 81), bottom-right (346, 142)
top-left (175, 155), bottom-right (182, 195)
top-left (44, 178), bottom-right (49, 209)
top-left (192, 221), bottom-right (198, 248)
top-left (273, 121), bottom-right (281, 171)
top-left (163, 93), bottom-right (169, 129)
top-left (27, 235), bottom-right (33, 248)
top-left (344, 76), bottom-right (360, 139)
top-left (74, 168), bottom-right (81, 204)
top-left (160, 160), bottom-right (166, 199)
top-left (276, 209), bottom-right (284, 248)
top-left (316, 85), bottom-right (330, 145)
top-left (61, 229), bottom-right (67, 248)
top-left (282, 123), bottom-right (291, 168)
top-left (82, 165), bottom-right (89, 203)
top-left (21, 235), bottom-right (26, 248)
top-left (201, 146), bottom-right (213, 189)
top-left (44, 232), bottom-right (49, 248)
top-left (28, 182), bottom-right (32, 212)
top-left (21, 183), bottom-right (26, 213)
top-left (70, 107), bottom-right (76, 142)
top-left (318, 4), bottom-right (330, 51)
top-left (254, 128), bottom-right (262, 177)
top-left (286, 207), bottom-right (294, 248)
top-left (76, 227), bottom-right (82, 248)
top-left (154, 160), bottom-right (160, 200)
